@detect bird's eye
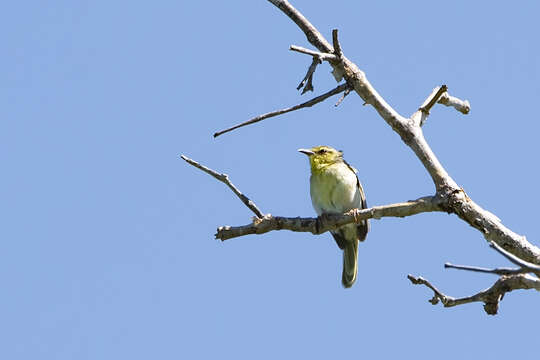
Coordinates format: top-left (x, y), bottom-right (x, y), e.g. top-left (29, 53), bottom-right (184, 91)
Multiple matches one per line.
top-left (318, 149), bottom-right (327, 154)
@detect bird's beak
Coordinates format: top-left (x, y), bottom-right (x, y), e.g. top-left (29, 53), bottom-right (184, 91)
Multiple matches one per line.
top-left (298, 148), bottom-right (315, 156)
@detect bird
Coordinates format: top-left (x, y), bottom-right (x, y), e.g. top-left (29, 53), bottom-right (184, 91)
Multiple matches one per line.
top-left (298, 145), bottom-right (369, 288)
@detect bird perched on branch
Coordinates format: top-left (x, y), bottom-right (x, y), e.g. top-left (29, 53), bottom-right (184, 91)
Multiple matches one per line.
top-left (298, 146), bottom-right (369, 288)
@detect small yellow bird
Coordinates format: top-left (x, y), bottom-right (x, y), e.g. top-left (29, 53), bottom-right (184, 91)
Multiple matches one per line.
top-left (299, 146), bottom-right (369, 288)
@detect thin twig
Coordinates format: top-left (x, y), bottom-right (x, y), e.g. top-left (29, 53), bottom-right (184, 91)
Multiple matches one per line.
top-left (489, 241), bottom-right (540, 273)
top-left (440, 239), bottom-right (540, 277)
top-left (444, 263), bottom-right (525, 276)
top-left (213, 83), bottom-right (348, 138)
top-left (407, 275), bottom-right (451, 305)
top-left (297, 56), bottom-right (320, 93)
top-left (180, 155), bottom-right (264, 219)
top-left (289, 45), bottom-right (337, 62)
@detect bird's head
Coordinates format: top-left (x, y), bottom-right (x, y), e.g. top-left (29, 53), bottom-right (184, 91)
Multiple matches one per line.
top-left (298, 145), bottom-right (343, 172)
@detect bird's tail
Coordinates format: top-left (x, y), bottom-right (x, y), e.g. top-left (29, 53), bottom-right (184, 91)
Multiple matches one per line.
top-left (342, 240), bottom-right (358, 288)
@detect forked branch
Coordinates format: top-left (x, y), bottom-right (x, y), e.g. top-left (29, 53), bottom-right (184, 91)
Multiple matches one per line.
top-left (408, 274), bottom-right (540, 315)
top-left (409, 241), bottom-right (540, 314)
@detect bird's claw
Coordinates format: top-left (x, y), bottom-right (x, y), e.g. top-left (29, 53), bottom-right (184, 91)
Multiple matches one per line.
top-left (352, 208), bottom-right (360, 224)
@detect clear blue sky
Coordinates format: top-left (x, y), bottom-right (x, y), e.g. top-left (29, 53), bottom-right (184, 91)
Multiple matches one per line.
top-left (2, 1), bottom-right (539, 359)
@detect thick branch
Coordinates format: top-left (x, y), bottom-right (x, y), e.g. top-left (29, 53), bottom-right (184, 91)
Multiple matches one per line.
top-left (408, 274), bottom-right (540, 315)
top-left (216, 196), bottom-right (441, 240)
top-left (180, 155), bottom-right (264, 218)
top-left (268, 0), bottom-right (333, 53)
top-left (213, 84), bottom-right (348, 137)
top-left (446, 190), bottom-right (540, 264)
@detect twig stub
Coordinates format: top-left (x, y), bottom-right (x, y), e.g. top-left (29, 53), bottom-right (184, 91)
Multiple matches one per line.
top-left (419, 85), bottom-right (448, 115)
top-left (332, 29), bottom-right (343, 58)
top-left (335, 86), bottom-right (352, 107)
top-left (289, 45), bottom-right (338, 62)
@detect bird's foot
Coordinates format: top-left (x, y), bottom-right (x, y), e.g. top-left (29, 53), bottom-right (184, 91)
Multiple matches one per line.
top-left (352, 208), bottom-right (361, 224)
top-left (316, 213), bottom-right (333, 234)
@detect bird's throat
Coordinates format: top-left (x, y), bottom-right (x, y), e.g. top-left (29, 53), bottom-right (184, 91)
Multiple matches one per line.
top-left (310, 158), bottom-right (338, 175)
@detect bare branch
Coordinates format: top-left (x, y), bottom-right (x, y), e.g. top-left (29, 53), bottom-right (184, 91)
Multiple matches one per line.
top-left (289, 45), bottom-right (337, 62)
top-left (438, 92), bottom-right (470, 114)
top-left (180, 155), bottom-right (264, 219)
top-left (408, 274), bottom-right (540, 315)
top-left (216, 196), bottom-right (441, 241)
top-left (297, 56), bottom-right (320, 94)
top-left (412, 240), bottom-right (540, 314)
top-left (213, 83), bottom-right (348, 138)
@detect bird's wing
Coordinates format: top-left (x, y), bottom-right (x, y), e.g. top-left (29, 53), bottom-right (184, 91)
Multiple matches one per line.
top-left (355, 176), bottom-right (369, 241)
top-left (343, 159), bottom-right (369, 242)
top-left (330, 231), bottom-right (347, 249)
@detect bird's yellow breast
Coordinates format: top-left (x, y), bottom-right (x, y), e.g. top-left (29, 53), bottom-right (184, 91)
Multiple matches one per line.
top-left (310, 161), bottom-right (360, 215)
